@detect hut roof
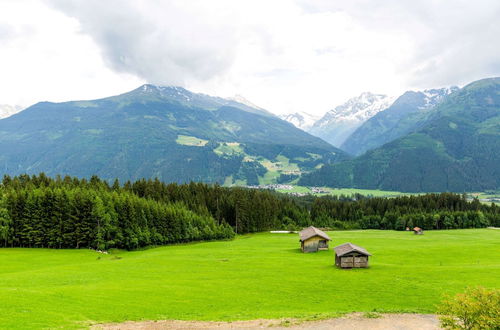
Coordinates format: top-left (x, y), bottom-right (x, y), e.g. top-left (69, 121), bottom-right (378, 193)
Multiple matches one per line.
top-left (413, 227), bottom-right (422, 231)
top-left (299, 226), bottom-right (331, 241)
top-left (334, 242), bottom-right (371, 257)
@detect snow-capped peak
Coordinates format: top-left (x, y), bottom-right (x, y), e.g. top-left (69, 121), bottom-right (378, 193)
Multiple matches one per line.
top-left (315, 92), bottom-right (396, 127)
top-left (418, 86), bottom-right (459, 110)
top-left (279, 111), bottom-right (321, 131)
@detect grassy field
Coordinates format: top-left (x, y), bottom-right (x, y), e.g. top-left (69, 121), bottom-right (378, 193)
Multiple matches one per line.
top-left (275, 185), bottom-right (414, 197)
top-left (0, 229), bottom-right (499, 329)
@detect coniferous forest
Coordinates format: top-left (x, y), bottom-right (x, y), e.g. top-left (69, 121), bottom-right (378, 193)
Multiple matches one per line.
top-left (0, 173), bottom-right (498, 250)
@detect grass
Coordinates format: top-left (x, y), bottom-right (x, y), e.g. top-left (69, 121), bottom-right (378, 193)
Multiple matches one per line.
top-left (175, 134), bottom-right (208, 147)
top-left (275, 185), bottom-right (413, 197)
top-left (0, 229), bottom-right (499, 329)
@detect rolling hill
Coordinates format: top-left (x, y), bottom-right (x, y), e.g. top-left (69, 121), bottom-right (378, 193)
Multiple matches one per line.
top-left (300, 77), bottom-right (500, 192)
top-left (0, 84), bottom-right (348, 185)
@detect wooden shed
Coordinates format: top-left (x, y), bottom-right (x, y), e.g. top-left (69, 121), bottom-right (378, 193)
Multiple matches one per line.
top-left (413, 227), bottom-right (423, 235)
top-left (334, 242), bottom-right (371, 268)
top-left (299, 226), bottom-right (331, 253)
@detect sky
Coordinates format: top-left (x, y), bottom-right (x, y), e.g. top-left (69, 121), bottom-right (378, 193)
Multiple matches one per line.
top-left (1, 0), bottom-right (500, 116)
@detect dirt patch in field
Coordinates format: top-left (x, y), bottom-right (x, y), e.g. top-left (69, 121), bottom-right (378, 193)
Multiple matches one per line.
top-left (93, 313), bottom-right (439, 329)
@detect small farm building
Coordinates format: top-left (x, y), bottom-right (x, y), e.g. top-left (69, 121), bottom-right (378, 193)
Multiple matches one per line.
top-left (299, 226), bottom-right (331, 253)
top-left (413, 227), bottom-right (423, 235)
top-left (334, 242), bottom-right (371, 268)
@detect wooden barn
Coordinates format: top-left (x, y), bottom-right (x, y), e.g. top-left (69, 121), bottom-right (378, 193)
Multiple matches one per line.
top-left (334, 242), bottom-right (371, 268)
top-left (299, 226), bottom-right (331, 253)
top-left (413, 227), bottom-right (424, 235)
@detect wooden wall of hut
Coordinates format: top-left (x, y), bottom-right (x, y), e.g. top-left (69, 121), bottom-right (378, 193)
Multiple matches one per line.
top-left (335, 252), bottom-right (369, 268)
top-left (302, 236), bottom-right (329, 253)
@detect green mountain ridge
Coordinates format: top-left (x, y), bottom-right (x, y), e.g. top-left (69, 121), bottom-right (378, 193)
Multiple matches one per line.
top-left (0, 85), bottom-right (349, 185)
top-left (300, 77), bottom-right (500, 192)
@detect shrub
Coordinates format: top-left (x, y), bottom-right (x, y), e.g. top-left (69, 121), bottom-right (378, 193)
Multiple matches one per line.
top-left (437, 287), bottom-right (500, 329)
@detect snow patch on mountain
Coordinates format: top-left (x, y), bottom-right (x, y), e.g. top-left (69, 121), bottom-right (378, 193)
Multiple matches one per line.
top-left (315, 92), bottom-right (396, 127)
top-left (419, 86), bottom-right (459, 110)
top-left (279, 112), bottom-right (321, 131)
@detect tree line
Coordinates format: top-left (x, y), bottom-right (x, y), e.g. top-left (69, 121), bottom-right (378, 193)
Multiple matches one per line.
top-left (0, 173), bottom-right (498, 249)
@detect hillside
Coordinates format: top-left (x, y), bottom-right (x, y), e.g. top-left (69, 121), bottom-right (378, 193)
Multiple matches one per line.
top-left (341, 87), bottom-right (458, 155)
top-left (300, 77), bottom-right (500, 192)
top-left (308, 92), bottom-right (395, 147)
top-left (0, 85), bottom-right (348, 184)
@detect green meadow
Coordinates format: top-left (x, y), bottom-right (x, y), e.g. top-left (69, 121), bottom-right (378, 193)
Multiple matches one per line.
top-left (0, 229), bottom-right (499, 329)
top-left (275, 185), bottom-right (414, 197)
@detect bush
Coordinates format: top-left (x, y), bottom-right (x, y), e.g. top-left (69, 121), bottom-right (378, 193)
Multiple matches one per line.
top-left (437, 287), bottom-right (500, 329)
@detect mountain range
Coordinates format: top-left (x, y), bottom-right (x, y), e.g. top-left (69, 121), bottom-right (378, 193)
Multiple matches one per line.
top-left (0, 77), bottom-right (498, 193)
top-left (307, 92), bottom-right (396, 147)
top-left (341, 87), bottom-right (459, 155)
top-left (300, 77), bottom-right (500, 192)
top-left (0, 84), bottom-right (348, 185)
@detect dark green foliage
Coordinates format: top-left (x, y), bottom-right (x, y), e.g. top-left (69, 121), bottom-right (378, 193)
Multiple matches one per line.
top-left (309, 193), bottom-right (499, 230)
top-left (0, 174), bottom-right (234, 249)
top-left (1, 174), bottom-right (498, 250)
top-left (302, 78), bottom-right (500, 192)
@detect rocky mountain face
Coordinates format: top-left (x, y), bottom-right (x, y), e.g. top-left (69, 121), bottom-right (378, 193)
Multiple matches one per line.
top-left (308, 92), bottom-right (396, 147)
top-left (341, 87), bottom-right (459, 155)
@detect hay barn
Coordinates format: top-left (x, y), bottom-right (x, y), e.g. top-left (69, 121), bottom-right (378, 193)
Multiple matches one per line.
top-left (299, 226), bottom-right (331, 253)
top-left (334, 242), bottom-right (371, 268)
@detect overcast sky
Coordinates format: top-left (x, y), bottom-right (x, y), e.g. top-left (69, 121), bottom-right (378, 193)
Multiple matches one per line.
top-left (1, 0), bottom-right (500, 115)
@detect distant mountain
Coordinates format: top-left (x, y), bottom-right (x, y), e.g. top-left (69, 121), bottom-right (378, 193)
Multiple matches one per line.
top-left (0, 84), bottom-right (349, 185)
top-left (0, 104), bottom-right (23, 119)
top-left (227, 95), bottom-right (266, 112)
top-left (279, 112), bottom-right (321, 131)
top-left (308, 92), bottom-right (396, 148)
top-left (300, 77), bottom-right (500, 192)
top-left (341, 87), bottom-right (459, 155)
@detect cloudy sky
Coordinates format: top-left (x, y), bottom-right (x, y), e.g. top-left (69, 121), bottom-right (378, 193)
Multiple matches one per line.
top-left (1, 0), bottom-right (500, 115)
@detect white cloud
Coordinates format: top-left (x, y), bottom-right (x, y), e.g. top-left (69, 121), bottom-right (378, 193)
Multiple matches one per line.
top-left (1, 0), bottom-right (499, 115)
top-left (0, 0), bottom-right (143, 107)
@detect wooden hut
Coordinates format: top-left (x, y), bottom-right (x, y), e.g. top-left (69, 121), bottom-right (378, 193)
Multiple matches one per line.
top-left (413, 227), bottom-right (423, 235)
top-left (334, 242), bottom-right (371, 268)
top-left (299, 226), bottom-right (331, 253)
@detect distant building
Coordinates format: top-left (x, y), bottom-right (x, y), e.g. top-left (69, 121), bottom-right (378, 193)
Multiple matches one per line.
top-left (334, 242), bottom-right (371, 268)
top-left (413, 227), bottom-right (423, 235)
top-left (299, 226), bottom-right (331, 253)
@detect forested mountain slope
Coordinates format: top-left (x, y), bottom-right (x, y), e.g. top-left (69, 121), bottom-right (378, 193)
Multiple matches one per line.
top-left (300, 78), bottom-right (500, 192)
top-left (0, 85), bottom-right (348, 184)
